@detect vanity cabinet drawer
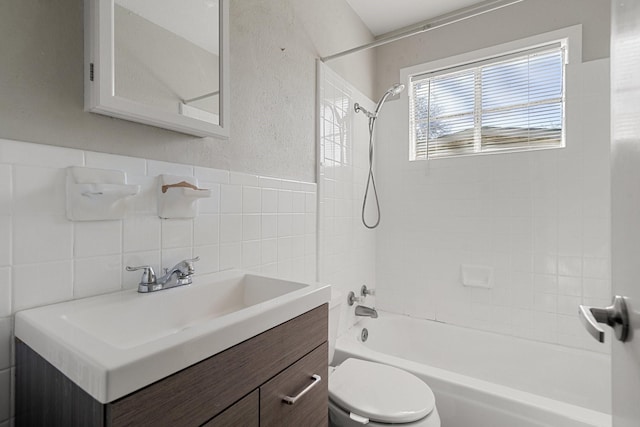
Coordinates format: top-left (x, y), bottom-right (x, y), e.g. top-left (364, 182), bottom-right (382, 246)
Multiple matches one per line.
top-left (202, 390), bottom-right (259, 427)
top-left (260, 342), bottom-right (328, 427)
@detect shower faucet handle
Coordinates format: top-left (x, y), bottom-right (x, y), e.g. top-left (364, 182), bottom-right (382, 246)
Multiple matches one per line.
top-left (347, 291), bottom-right (363, 306)
top-left (361, 285), bottom-right (375, 297)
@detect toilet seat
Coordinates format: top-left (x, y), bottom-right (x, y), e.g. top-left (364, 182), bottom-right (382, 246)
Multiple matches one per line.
top-left (329, 358), bottom-right (436, 424)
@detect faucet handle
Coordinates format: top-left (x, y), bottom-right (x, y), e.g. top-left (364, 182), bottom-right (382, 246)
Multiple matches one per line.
top-left (183, 256), bottom-right (199, 272)
top-left (126, 265), bottom-right (157, 285)
top-left (176, 256), bottom-right (200, 277)
top-left (347, 291), bottom-right (363, 306)
top-left (361, 285), bottom-right (375, 297)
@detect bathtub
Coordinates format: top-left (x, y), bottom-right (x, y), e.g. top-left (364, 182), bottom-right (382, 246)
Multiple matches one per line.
top-left (332, 312), bottom-right (611, 427)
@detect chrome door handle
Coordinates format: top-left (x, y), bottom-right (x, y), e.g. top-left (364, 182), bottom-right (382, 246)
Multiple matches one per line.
top-left (578, 295), bottom-right (629, 343)
top-left (282, 374), bottom-right (321, 405)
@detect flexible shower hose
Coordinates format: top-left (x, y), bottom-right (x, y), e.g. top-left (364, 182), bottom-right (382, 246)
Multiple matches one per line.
top-left (362, 115), bottom-right (381, 229)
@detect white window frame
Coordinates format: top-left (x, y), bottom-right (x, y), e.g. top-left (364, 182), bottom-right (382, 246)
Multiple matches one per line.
top-left (400, 25), bottom-right (582, 161)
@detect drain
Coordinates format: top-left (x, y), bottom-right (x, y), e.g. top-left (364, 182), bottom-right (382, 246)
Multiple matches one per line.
top-left (361, 328), bottom-right (369, 342)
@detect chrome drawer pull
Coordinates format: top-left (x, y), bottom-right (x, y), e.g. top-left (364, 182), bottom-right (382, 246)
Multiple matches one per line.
top-left (282, 374), bottom-right (322, 405)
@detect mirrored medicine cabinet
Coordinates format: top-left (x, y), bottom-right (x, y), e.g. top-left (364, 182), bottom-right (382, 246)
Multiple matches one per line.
top-left (84, 0), bottom-right (230, 138)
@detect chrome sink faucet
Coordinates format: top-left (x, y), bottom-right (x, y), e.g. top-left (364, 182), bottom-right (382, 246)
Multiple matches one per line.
top-left (127, 257), bottom-right (200, 293)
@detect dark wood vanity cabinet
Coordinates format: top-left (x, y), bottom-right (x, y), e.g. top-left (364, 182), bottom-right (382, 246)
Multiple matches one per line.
top-left (201, 390), bottom-right (259, 427)
top-left (16, 304), bottom-right (328, 427)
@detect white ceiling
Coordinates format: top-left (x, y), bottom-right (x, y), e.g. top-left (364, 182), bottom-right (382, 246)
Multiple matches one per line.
top-left (345, 0), bottom-right (494, 36)
top-left (117, 0), bottom-right (219, 55)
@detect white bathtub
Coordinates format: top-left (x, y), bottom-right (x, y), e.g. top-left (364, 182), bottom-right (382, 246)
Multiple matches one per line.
top-left (332, 312), bottom-right (611, 427)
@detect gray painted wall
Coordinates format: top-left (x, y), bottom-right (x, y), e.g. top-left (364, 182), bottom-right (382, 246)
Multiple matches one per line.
top-left (374, 0), bottom-right (610, 95)
top-left (0, 0), bottom-right (375, 183)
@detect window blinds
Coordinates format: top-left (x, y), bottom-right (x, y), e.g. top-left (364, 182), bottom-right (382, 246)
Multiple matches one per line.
top-left (409, 43), bottom-right (565, 160)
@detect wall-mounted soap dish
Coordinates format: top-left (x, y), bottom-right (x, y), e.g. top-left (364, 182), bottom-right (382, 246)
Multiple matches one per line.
top-left (158, 174), bottom-right (212, 219)
top-left (460, 264), bottom-right (494, 289)
top-left (66, 166), bottom-right (140, 221)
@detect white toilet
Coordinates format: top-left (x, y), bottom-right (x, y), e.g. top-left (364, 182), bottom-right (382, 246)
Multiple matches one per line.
top-left (328, 291), bottom-right (441, 426)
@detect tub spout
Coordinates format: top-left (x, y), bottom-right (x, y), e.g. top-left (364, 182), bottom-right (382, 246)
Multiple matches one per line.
top-left (355, 305), bottom-right (378, 318)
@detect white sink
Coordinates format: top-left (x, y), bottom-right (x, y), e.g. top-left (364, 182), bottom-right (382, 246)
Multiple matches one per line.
top-left (65, 274), bottom-right (310, 349)
top-left (15, 270), bottom-right (330, 404)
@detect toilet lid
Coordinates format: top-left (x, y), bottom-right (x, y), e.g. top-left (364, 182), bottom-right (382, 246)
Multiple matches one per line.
top-left (329, 358), bottom-right (435, 424)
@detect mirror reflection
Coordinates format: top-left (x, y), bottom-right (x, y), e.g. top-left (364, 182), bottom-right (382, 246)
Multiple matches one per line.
top-left (114, 0), bottom-right (220, 124)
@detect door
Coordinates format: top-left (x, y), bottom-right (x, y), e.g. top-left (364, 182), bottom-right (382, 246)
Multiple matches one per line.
top-left (611, 1), bottom-right (640, 426)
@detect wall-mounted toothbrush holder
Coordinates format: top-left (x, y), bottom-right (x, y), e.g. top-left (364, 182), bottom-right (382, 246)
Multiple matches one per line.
top-left (157, 174), bottom-right (212, 219)
top-left (66, 166), bottom-right (140, 221)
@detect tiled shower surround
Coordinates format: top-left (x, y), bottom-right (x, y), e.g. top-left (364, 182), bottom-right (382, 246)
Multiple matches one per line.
top-left (0, 138), bottom-right (317, 425)
top-left (375, 59), bottom-right (611, 353)
top-left (318, 64), bottom-right (377, 334)
top-left (319, 59), bottom-right (612, 354)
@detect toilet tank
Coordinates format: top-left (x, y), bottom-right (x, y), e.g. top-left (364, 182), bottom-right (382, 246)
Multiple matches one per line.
top-left (328, 289), bottom-right (342, 365)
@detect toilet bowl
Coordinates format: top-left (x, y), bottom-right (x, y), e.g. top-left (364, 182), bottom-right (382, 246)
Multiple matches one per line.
top-left (328, 290), bottom-right (441, 427)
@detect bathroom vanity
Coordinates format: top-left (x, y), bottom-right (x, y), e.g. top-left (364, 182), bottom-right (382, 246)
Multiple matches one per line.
top-left (13, 270), bottom-right (330, 426)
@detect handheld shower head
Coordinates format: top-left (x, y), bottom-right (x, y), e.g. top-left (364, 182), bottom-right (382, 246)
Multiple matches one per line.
top-left (374, 83), bottom-right (405, 116)
top-left (388, 83), bottom-right (405, 96)
top-left (354, 83), bottom-right (405, 119)
top-left (354, 82), bottom-right (406, 229)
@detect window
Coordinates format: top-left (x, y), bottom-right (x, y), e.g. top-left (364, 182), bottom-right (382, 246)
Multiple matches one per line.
top-left (409, 42), bottom-right (566, 160)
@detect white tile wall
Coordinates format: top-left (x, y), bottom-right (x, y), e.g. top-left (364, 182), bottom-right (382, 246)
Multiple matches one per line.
top-left (74, 255), bottom-right (122, 298)
top-left (13, 261), bottom-right (74, 312)
top-left (194, 215), bottom-right (220, 246)
top-left (318, 64), bottom-right (377, 336)
top-left (123, 216), bottom-right (161, 252)
top-left (161, 219), bottom-right (193, 249)
top-left (220, 215), bottom-right (242, 243)
top-left (375, 59), bottom-right (612, 353)
top-left (220, 184), bottom-right (242, 214)
top-left (261, 188), bottom-right (278, 213)
top-left (0, 137), bottom-right (317, 425)
top-left (13, 215), bottom-right (73, 264)
top-left (75, 221), bottom-right (122, 257)
top-left (242, 187), bottom-right (261, 214)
